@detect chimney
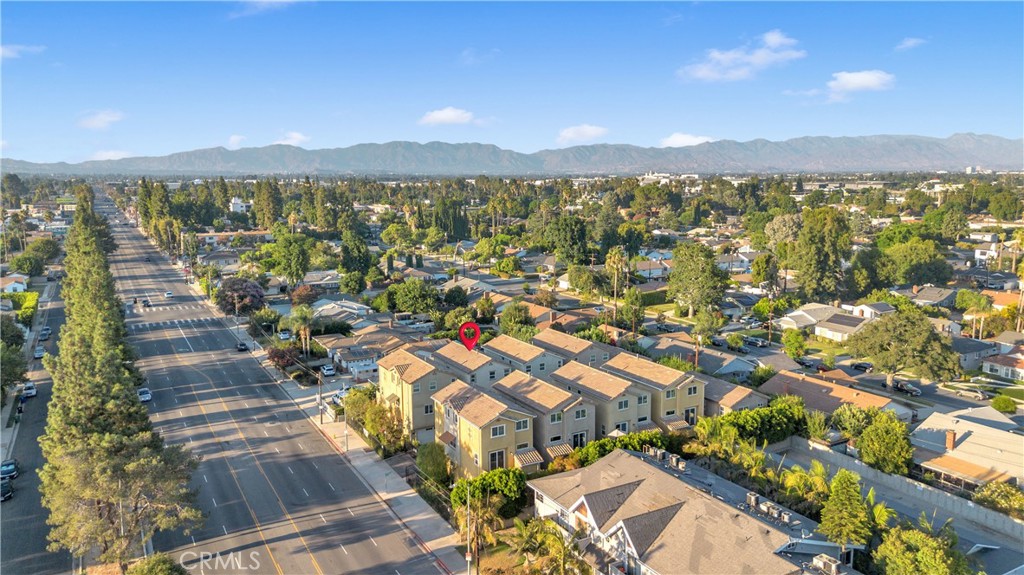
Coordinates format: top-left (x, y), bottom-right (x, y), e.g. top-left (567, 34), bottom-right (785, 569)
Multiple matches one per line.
top-left (945, 429), bottom-right (956, 451)
top-left (912, 285), bottom-right (921, 295)
top-left (388, 319), bottom-right (394, 328)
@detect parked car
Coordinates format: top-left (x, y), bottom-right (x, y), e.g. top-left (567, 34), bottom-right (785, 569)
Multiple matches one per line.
top-left (38, 327), bottom-right (51, 341)
top-left (956, 388), bottom-right (989, 400)
top-left (743, 336), bottom-right (770, 348)
top-left (142, 299), bottom-right (151, 307)
top-left (795, 357), bottom-right (815, 368)
top-left (321, 364), bottom-right (336, 377)
top-left (277, 330), bottom-right (292, 341)
top-left (144, 256), bottom-right (151, 262)
top-left (137, 388), bottom-right (153, 403)
top-left (710, 336), bottom-right (726, 347)
top-left (22, 382), bottom-right (37, 398)
top-left (329, 386), bottom-right (354, 405)
top-left (1, 478), bottom-right (12, 501)
top-left (893, 380), bottom-right (922, 396)
top-left (736, 345), bottom-right (752, 354)
top-left (164, 291), bottom-right (174, 299)
top-left (236, 342), bottom-right (249, 352)
top-left (0, 459), bottom-right (20, 480)
top-left (745, 321), bottom-right (764, 330)
top-left (851, 362), bottom-right (874, 373)
top-left (816, 363), bottom-right (831, 373)
top-left (33, 346), bottom-right (45, 359)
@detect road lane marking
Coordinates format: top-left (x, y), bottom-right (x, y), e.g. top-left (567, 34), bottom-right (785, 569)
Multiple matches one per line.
top-left (177, 326), bottom-right (195, 352)
top-left (244, 402), bottom-right (250, 408)
top-left (320, 513), bottom-right (326, 523)
top-left (191, 536), bottom-right (196, 547)
top-left (303, 488), bottom-right (309, 497)
top-left (179, 410), bottom-right (184, 416)
top-left (298, 443), bottom-right (304, 450)
top-left (328, 483), bottom-right (335, 492)
top-left (312, 461), bottom-right (318, 470)
top-left (288, 466), bottom-right (294, 475)
top-left (348, 507), bottom-right (354, 516)
top-left (204, 475), bottom-right (208, 483)
top-left (339, 544), bottom-right (348, 555)
top-left (223, 525), bottom-right (228, 535)
top-left (213, 498), bottom-right (217, 507)
top-left (276, 448), bottom-right (281, 454)
top-left (370, 536), bottom-right (378, 547)
top-left (264, 430), bottom-right (269, 437)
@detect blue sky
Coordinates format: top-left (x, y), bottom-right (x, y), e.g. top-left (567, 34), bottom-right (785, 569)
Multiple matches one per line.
top-left (2, 1), bottom-right (1022, 163)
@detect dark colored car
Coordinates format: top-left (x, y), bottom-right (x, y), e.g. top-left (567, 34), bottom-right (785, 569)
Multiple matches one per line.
top-left (736, 345), bottom-right (752, 354)
top-left (851, 362), bottom-right (874, 373)
top-left (894, 380), bottom-right (922, 396)
top-left (1, 478), bottom-right (12, 502)
top-left (0, 459), bottom-right (20, 480)
top-left (710, 337), bottom-right (726, 347)
top-left (141, 300), bottom-right (151, 307)
top-left (236, 342), bottom-right (249, 352)
top-left (144, 256), bottom-right (151, 262)
top-left (816, 363), bottom-right (831, 373)
top-left (795, 357), bottom-right (815, 368)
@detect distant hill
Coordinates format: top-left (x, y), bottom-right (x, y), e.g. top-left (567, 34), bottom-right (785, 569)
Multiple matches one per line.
top-left (3, 134), bottom-right (1021, 176)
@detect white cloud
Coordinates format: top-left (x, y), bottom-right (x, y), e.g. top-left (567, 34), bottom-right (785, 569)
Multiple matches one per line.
top-left (1, 44), bottom-right (46, 59)
top-left (229, 0), bottom-right (301, 19)
top-left (89, 150), bottom-right (132, 161)
top-left (660, 133), bottom-right (715, 148)
top-left (228, 135), bottom-right (246, 149)
top-left (895, 37), bottom-right (925, 51)
top-left (827, 70), bottom-right (895, 102)
top-left (419, 107), bottom-right (475, 126)
top-left (556, 124), bottom-right (608, 145)
top-left (679, 29), bottom-right (806, 82)
top-left (78, 110), bottom-right (125, 130)
top-left (274, 131), bottom-right (309, 146)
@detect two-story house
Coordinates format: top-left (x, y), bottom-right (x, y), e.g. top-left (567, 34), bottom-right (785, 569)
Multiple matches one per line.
top-left (428, 341), bottom-right (506, 387)
top-left (531, 327), bottom-right (618, 367)
top-left (377, 349), bottom-right (449, 443)
top-left (482, 334), bottom-right (564, 380)
top-left (599, 353), bottom-right (704, 430)
top-left (491, 370), bottom-right (596, 463)
top-left (550, 361), bottom-right (649, 437)
top-left (432, 380), bottom-right (541, 478)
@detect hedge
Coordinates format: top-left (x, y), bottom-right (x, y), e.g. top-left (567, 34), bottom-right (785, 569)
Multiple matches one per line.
top-left (7, 291), bottom-right (40, 326)
top-left (640, 290), bottom-right (668, 307)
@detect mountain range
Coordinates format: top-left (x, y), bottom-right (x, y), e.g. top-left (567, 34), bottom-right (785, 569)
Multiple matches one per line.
top-left (3, 134), bottom-right (1021, 177)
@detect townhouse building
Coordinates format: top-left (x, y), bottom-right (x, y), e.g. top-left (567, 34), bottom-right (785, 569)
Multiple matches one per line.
top-left (481, 334), bottom-right (563, 379)
top-left (598, 353), bottom-right (704, 431)
top-left (531, 328), bottom-right (618, 367)
top-left (491, 370), bottom-right (596, 462)
top-left (550, 361), bottom-right (651, 437)
top-left (432, 380), bottom-right (541, 478)
top-left (377, 349), bottom-right (448, 442)
top-left (428, 341), bottom-right (506, 387)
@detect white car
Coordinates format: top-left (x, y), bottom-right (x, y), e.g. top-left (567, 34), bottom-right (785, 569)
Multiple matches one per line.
top-left (33, 346), bottom-right (45, 359)
top-left (320, 364), bottom-right (336, 377)
top-left (164, 291), bottom-right (173, 299)
top-left (22, 382), bottom-right (37, 398)
top-left (329, 386), bottom-right (354, 405)
top-left (277, 330), bottom-right (292, 341)
top-left (137, 388), bottom-right (153, 403)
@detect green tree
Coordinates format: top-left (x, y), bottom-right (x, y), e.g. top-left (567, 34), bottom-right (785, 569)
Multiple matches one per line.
top-left (287, 304), bottom-right (316, 357)
top-left (749, 365), bottom-right (776, 387)
top-left (127, 553), bottom-right (188, 575)
top-left (289, 284), bottom-right (320, 306)
top-left (991, 395), bottom-right (1017, 413)
top-left (604, 246), bottom-right (628, 323)
top-left (547, 214), bottom-right (588, 266)
top-left (1, 314), bottom-right (25, 348)
top-left (394, 279), bottom-right (439, 314)
top-left (363, 403), bottom-right (405, 452)
top-left (454, 493), bottom-right (504, 575)
top-left (782, 329), bottom-right (806, 359)
top-left (535, 289), bottom-right (558, 309)
top-left (847, 308), bottom-right (960, 387)
top-left (657, 356), bottom-right (697, 372)
top-left (500, 303), bottom-right (535, 336)
top-left (214, 277), bottom-right (266, 316)
top-left (873, 525), bottom-right (973, 575)
top-left (0, 343), bottom-right (27, 405)
top-left (619, 287), bottom-right (645, 331)
top-left (858, 411), bottom-right (913, 475)
top-left (751, 253), bottom-right (779, 287)
top-left (795, 207), bottom-right (851, 302)
top-left (341, 271), bottom-right (365, 296)
top-left (274, 233), bottom-right (311, 287)
top-left (881, 237), bottom-right (952, 286)
top-left (667, 242), bottom-right (728, 317)
top-left (444, 286), bottom-right (469, 307)
top-left (972, 481), bottom-right (1024, 520)
top-left (691, 309), bottom-right (726, 368)
top-left (726, 332), bottom-right (744, 350)
top-left (940, 208), bottom-right (968, 241)
top-left (416, 442), bottom-right (450, 486)
top-left (26, 237), bottom-right (60, 261)
top-left (819, 469), bottom-right (872, 554)
top-left (505, 518), bottom-right (547, 569)
top-left (475, 294), bottom-right (496, 324)
top-left (10, 252), bottom-right (44, 276)
top-left (339, 230), bottom-right (372, 274)
top-left (830, 404), bottom-right (881, 439)
top-left (539, 520), bottom-right (591, 575)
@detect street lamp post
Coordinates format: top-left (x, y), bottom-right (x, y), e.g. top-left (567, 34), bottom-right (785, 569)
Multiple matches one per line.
top-left (318, 371), bottom-right (324, 425)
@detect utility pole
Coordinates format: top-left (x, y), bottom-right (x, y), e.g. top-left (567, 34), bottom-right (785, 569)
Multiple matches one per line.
top-left (318, 371), bottom-right (324, 425)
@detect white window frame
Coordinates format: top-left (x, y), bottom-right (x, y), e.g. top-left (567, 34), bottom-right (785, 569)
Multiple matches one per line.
top-left (615, 421), bottom-right (628, 433)
top-left (515, 419), bottom-right (529, 432)
top-left (412, 382), bottom-right (421, 393)
top-left (687, 385), bottom-right (698, 396)
top-left (424, 404), bottom-right (434, 415)
top-left (550, 412), bottom-right (562, 424)
top-left (491, 424), bottom-right (506, 438)
top-left (617, 399), bottom-right (629, 411)
top-left (429, 381), bottom-right (437, 391)
top-left (637, 394), bottom-right (649, 405)
top-left (574, 408), bottom-right (587, 420)
top-left (489, 449), bottom-right (505, 470)
top-left (665, 389), bottom-right (676, 400)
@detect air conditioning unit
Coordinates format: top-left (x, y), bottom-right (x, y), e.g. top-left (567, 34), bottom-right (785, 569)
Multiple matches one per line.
top-left (669, 454), bottom-right (680, 466)
top-left (812, 554), bottom-right (841, 575)
top-left (746, 492), bottom-right (760, 507)
top-left (781, 511), bottom-right (792, 523)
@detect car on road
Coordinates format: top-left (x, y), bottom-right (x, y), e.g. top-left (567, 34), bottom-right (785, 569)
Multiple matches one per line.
top-left (39, 326), bottom-right (51, 341)
top-left (144, 256), bottom-right (151, 262)
top-left (893, 380), bottom-right (922, 396)
top-left (735, 345), bottom-right (752, 354)
top-left (710, 336), bottom-right (726, 347)
top-left (22, 382), bottom-right (37, 398)
top-left (236, 342), bottom-right (249, 352)
top-left (795, 357), bottom-right (815, 369)
top-left (1, 478), bottom-right (12, 502)
top-left (956, 388), bottom-right (989, 400)
top-left (329, 386), bottom-right (354, 405)
top-left (33, 346), bottom-right (45, 359)
top-left (137, 388), bottom-right (152, 403)
top-left (743, 336), bottom-right (770, 348)
top-left (1, 459), bottom-right (20, 480)
top-left (851, 362), bottom-right (874, 373)
top-left (141, 299), bottom-right (151, 307)
top-left (277, 329), bottom-right (292, 341)
top-left (164, 291), bottom-right (173, 299)
top-left (816, 363), bottom-right (831, 373)
top-left (321, 364), bottom-right (336, 377)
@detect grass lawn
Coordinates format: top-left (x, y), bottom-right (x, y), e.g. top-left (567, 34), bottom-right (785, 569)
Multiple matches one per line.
top-left (998, 386), bottom-right (1024, 400)
top-left (804, 339), bottom-right (849, 358)
top-left (458, 538), bottom-right (524, 575)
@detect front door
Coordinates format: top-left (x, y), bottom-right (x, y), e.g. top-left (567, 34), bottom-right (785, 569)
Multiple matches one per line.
top-left (572, 431), bottom-right (587, 448)
top-left (489, 449), bottom-right (505, 470)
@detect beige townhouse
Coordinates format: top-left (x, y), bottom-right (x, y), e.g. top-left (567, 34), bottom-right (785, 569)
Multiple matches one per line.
top-left (532, 327), bottom-right (618, 367)
top-left (599, 353), bottom-right (705, 431)
top-left (549, 361), bottom-right (650, 437)
top-left (432, 380), bottom-right (542, 478)
top-left (377, 348), bottom-right (448, 442)
top-left (491, 370), bottom-right (596, 463)
top-left (482, 334), bottom-right (564, 380)
top-left (428, 341), bottom-right (506, 387)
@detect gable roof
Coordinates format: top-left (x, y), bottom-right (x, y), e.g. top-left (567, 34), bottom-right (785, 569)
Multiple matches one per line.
top-left (911, 409), bottom-right (1024, 484)
top-left (492, 370), bottom-right (579, 414)
top-left (816, 313), bottom-right (867, 333)
top-left (552, 361), bottom-right (634, 401)
top-left (434, 341), bottom-right (495, 372)
top-left (376, 349), bottom-right (437, 383)
top-left (701, 375), bottom-right (770, 409)
top-left (532, 328), bottom-right (596, 357)
top-left (981, 289), bottom-right (1020, 308)
top-left (600, 353), bottom-right (689, 391)
top-left (431, 379), bottom-right (529, 428)
top-left (950, 336), bottom-right (997, 355)
top-left (485, 334), bottom-right (546, 363)
top-left (759, 370), bottom-right (892, 414)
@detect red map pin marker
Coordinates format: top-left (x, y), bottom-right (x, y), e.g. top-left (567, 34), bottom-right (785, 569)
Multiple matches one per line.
top-left (458, 321), bottom-right (481, 351)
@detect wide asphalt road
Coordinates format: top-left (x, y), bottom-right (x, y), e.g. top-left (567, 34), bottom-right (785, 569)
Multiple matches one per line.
top-left (99, 196), bottom-right (441, 574)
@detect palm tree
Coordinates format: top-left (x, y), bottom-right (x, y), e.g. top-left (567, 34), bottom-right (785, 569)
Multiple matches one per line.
top-left (864, 487), bottom-right (896, 535)
top-left (505, 517), bottom-right (546, 569)
top-left (454, 493), bottom-right (504, 575)
top-left (604, 246), bottom-right (627, 325)
top-left (288, 304), bottom-right (315, 357)
top-left (538, 520), bottom-right (590, 575)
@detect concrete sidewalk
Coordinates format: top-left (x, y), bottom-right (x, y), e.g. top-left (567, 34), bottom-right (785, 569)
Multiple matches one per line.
top-left (253, 349), bottom-right (465, 575)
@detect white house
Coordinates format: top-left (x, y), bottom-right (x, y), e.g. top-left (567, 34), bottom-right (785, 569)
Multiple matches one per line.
top-left (229, 197), bottom-right (252, 213)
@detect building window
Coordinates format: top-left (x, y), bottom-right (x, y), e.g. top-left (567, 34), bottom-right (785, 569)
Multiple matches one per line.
top-left (489, 370), bottom-right (496, 381)
top-left (665, 390), bottom-right (676, 400)
top-left (413, 383), bottom-right (421, 393)
top-left (600, 425), bottom-right (606, 436)
top-left (550, 435), bottom-right (562, 443)
top-left (424, 404), bottom-right (434, 415)
top-left (572, 431), bottom-right (587, 448)
top-left (574, 408), bottom-right (587, 420)
top-left (617, 399), bottom-right (629, 411)
top-left (429, 381), bottom-right (437, 391)
top-left (474, 454), bottom-right (479, 466)
top-left (638, 416), bottom-right (648, 423)
top-left (515, 419), bottom-right (529, 432)
top-left (516, 442), bottom-right (529, 450)
top-left (550, 413), bottom-right (562, 424)
top-left (539, 363), bottom-right (546, 372)
top-left (637, 394), bottom-right (648, 405)
top-left (525, 364), bottom-right (532, 374)
top-left (589, 354), bottom-right (596, 364)
top-left (445, 406), bottom-right (452, 419)
top-left (504, 368), bottom-right (511, 376)
top-left (557, 360), bottom-right (563, 368)
top-left (603, 353), bottom-right (610, 361)
top-left (684, 407), bottom-right (697, 425)
top-left (687, 385), bottom-right (698, 396)
top-left (471, 374), bottom-right (477, 384)
top-left (489, 449), bottom-right (506, 470)
top-left (615, 422), bottom-right (628, 433)
top-left (491, 424), bottom-right (506, 438)
top-left (665, 409), bottom-right (676, 416)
